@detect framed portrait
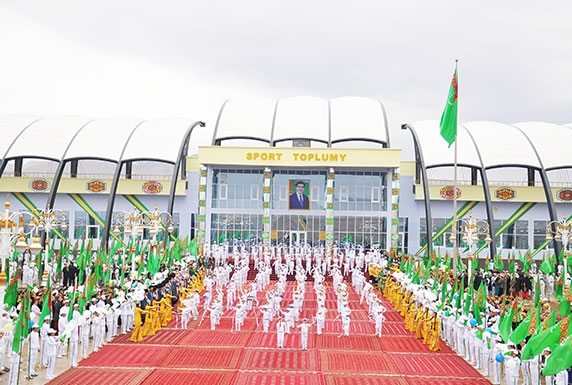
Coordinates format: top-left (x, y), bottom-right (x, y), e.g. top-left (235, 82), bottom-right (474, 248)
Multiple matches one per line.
top-left (288, 179), bottom-right (311, 210)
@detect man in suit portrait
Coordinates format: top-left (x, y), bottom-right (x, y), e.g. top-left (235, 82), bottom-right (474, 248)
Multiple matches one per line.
top-left (289, 181), bottom-right (310, 209)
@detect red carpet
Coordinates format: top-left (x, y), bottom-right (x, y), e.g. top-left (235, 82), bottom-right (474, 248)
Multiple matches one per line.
top-left (404, 378), bottom-right (492, 385)
top-left (179, 329), bottom-right (251, 347)
top-left (233, 371), bottom-right (324, 385)
top-left (48, 368), bottom-right (151, 385)
top-left (240, 349), bottom-right (319, 371)
top-left (140, 369), bottom-right (236, 385)
top-left (320, 351), bottom-right (396, 373)
top-left (159, 347), bottom-right (242, 368)
top-left (389, 354), bottom-right (484, 377)
top-left (317, 334), bottom-right (381, 351)
top-left (48, 279), bottom-right (491, 385)
top-left (78, 344), bottom-right (171, 367)
top-left (324, 375), bottom-right (408, 385)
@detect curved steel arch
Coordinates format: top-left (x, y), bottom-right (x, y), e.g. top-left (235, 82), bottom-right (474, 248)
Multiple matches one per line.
top-left (402, 123), bottom-right (433, 257)
top-left (0, 117), bottom-right (46, 178)
top-left (167, 121), bottom-right (205, 214)
top-left (379, 100), bottom-right (391, 148)
top-left (460, 124), bottom-right (497, 258)
top-left (269, 99), bottom-right (281, 146)
top-left (327, 99), bottom-right (332, 147)
top-left (512, 125), bottom-right (560, 258)
top-left (101, 121), bottom-right (147, 249)
top-left (212, 99), bottom-right (230, 146)
top-left (46, 119), bottom-right (97, 211)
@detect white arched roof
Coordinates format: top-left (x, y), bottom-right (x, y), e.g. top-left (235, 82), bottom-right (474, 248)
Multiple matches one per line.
top-left (407, 120), bottom-right (481, 168)
top-left (406, 121), bottom-right (572, 184)
top-left (330, 97), bottom-right (388, 145)
top-left (212, 97), bottom-right (389, 147)
top-left (462, 121), bottom-right (542, 169)
top-left (513, 122), bottom-right (572, 170)
top-left (0, 116), bottom-right (203, 173)
top-left (272, 96), bottom-right (330, 144)
top-left (213, 98), bottom-right (276, 144)
top-left (5, 116), bottom-right (94, 161)
top-left (0, 115), bottom-right (43, 159)
top-left (64, 117), bottom-right (144, 162)
top-left (120, 117), bottom-right (198, 164)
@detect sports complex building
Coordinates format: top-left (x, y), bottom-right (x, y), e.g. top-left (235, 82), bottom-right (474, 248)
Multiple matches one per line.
top-left (1, 96), bottom-right (572, 260)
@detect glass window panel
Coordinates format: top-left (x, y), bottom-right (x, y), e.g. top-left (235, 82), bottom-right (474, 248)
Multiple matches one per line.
top-left (250, 184), bottom-right (259, 201)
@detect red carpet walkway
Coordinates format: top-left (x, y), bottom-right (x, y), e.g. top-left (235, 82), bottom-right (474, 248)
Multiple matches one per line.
top-left (47, 281), bottom-right (491, 385)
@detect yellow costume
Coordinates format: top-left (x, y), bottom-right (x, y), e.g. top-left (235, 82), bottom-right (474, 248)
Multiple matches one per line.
top-left (130, 307), bottom-right (148, 342)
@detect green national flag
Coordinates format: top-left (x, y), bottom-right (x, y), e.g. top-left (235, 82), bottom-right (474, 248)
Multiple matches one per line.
top-left (3, 272), bottom-right (20, 309)
top-left (521, 316), bottom-right (567, 360)
top-left (539, 253), bottom-right (554, 275)
top-left (499, 301), bottom-right (515, 343)
top-left (494, 254), bottom-right (504, 271)
top-left (543, 333), bottom-right (572, 376)
top-left (559, 296), bottom-right (571, 319)
top-left (189, 237), bottom-right (198, 257)
top-left (509, 310), bottom-right (533, 344)
top-left (439, 65), bottom-right (458, 147)
top-left (12, 287), bottom-right (32, 353)
top-left (534, 275), bottom-right (541, 307)
top-left (39, 277), bottom-right (52, 326)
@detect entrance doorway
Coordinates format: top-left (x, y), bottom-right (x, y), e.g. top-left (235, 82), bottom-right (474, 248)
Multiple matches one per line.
top-left (289, 231), bottom-right (307, 247)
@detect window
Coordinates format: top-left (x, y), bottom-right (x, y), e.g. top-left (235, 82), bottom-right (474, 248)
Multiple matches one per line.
top-left (211, 169), bottom-right (264, 209)
top-left (533, 220), bottom-right (548, 249)
top-left (279, 185), bottom-right (287, 201)
top-left (210, 213), bottom-right (263, 244)
top-left (371, 186), bottom-right (381, 203)
top-left (339, 186), bottom-right (349, 202)
top-left (497, 219), bottom-right (529, 250)
top-left (311, 185), bottom-right (320, 202)
top-left (74, 211), bottom-right (104, 240)
top-left (397, 217), bottom-right (409, 254)
top-left (334, 171), bottom-right (387, 211)
top-left (250, 184), bottom-right (259, 200)
top-left (219, 184), bottom-right (228, 200)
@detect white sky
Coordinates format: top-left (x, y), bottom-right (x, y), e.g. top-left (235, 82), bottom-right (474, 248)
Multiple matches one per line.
top-left (1, 0), bottom-right (571, 134)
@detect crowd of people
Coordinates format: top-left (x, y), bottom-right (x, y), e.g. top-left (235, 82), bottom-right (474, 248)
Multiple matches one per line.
top-left (0, 256), bottom-right (202, 384)
top-left (4, 238), bottom-right (572, 385)
top-left (382, 253), bottom-right (572, 385)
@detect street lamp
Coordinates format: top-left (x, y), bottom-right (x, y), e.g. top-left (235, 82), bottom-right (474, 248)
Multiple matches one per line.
top-left (449, 211), bottom-right (492, 287)
top-left (34, 206), bottom-right (68, 286)
top-left (546, 217), bottom-right (570, 285)
top-left (112, 205), bottom-right (174, 273)
top-left (0, 199), bottom-right (43, 308)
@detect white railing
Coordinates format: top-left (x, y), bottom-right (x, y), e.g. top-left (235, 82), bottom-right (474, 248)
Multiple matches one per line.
top-left (2, 172), bottom-right (172, 180)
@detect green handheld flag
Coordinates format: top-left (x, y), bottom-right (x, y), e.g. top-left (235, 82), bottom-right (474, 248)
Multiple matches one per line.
top-left (542, 333), bottom-right (572, 376)
top-left (521, 316), bottom-right (566, 360)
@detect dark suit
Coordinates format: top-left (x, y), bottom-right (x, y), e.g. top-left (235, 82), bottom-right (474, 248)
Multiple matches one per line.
top-left (289, 193), bottom-right (309, 209)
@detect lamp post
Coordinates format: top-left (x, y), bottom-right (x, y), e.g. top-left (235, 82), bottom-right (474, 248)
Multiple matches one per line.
top-left (449, 211), bottom-right (492, 288)
top-left (0, 199), bottom-right (43, 309)
top-left (546, 217), bottom-right (570, 286)
top-left (112, 205), bottom-right (174, 274)
top-left (34, 206), bottom-right (68, 286)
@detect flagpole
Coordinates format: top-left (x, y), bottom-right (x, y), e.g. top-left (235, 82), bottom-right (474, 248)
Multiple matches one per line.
top-left (452, 59), bottom-right (459, 282)
top-left (453, 123), bottom-right (458, 281)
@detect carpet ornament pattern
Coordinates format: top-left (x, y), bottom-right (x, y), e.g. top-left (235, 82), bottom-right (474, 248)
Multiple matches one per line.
top-left (47, 280), bottom-right (491, 385)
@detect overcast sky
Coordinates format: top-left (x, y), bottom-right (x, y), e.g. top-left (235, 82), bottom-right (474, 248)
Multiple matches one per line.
top-left (1, 0), bottom-right (571, 134)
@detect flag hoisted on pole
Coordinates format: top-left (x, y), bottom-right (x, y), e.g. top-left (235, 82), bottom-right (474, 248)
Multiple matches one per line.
top-left (440, 62), bottom-right (458, 147)
top-left (441, 60), bottom-right (459, 279)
